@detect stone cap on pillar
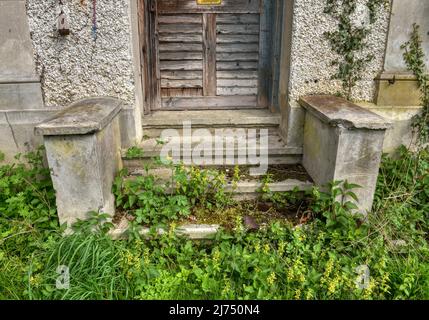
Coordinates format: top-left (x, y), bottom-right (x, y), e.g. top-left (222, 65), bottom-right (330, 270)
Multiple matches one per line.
top-left (299, 95), bottom-right (393, 130)
top-left (35, 97), bottom-right (123, 136)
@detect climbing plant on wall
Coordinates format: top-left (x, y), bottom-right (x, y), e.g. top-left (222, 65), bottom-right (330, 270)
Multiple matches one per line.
top-left (401, 24), bottom-right (429, 145)
top-left (324, 0), bottom-right (389, 100)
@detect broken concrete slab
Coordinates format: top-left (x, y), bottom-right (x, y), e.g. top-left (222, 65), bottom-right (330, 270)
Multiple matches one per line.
top-left (109, 222), bottom-right (220, 240)
top-left (299, 95), bottom-right (392, 130)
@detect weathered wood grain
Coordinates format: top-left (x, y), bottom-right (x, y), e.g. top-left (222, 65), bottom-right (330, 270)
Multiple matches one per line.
top-left (159, 43), bottom-right (203, 52)
top-left (217, 70), bottom-right (259, 79)
top-left (162, 96), bottom-right (258, 108)
top-left (217, 87), bottom-right (258, 95)
top-left (159, 33), bottom-right (203, 43)
top-left (217, 61), bottom-right (259, 70)
top-left (159, 24), bottom-right (203, 33)
top-left (158, 0), bottom-right (260, 13)
top-left (216, 13), bottom-right (259, 24)
top-left (158, 14), bottom-right (202, 24)
top-left (161, 70), bottom-right (203, 79)
top-left (258, 0), bottom-right (273, 108)
top-left (160, 60), bottom-right (203, 71)
top-left (217, 24), bottom-right (260, 35)
top-left (161, 79), bottom-right (203, 88)
top-left (160, 52), bottom-right (203, 61)
top-left (217, 43), bottom-right (259, 53)
top-left (217, 79), bottom-right (258, 87)
top-left (217, 34), bottom-right (259, 43)
top-left (161, 88), bottom-right (203, 97)
top-left (217, 52), bottom-right (259, 61)
top-left (203, 13), bottom-right (217, 96)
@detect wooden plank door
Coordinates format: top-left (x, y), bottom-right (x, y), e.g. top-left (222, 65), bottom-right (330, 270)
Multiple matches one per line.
top-left (148, 0), bottom-right (273, 110)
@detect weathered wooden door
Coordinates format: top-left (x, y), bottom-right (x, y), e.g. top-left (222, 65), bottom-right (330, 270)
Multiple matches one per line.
top-left (142, 0), bottom-right (274, 111)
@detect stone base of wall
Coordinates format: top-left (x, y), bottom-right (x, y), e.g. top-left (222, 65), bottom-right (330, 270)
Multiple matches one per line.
top-left (375, 73), bottom-right (422, 107)
top-left (0, 109), bottom-right (57, 163)
top-left (357, 103), bottom-right (423, 153)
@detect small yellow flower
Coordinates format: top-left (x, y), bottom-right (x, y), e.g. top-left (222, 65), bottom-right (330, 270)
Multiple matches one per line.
top-left (363, 279), bottom-right (376, 300)
top-left (254, 243), bottom-right (261, 253)
top-left (294, 289), bottom-right (302, 300)
top-left (328, 276), bottom-right (339, 295)
top-left (143, 247), bottom-right (150, 265)
top-left (306, 289), bottom-right (314, 300)
top-left (267, 272), bottom-right (277, 286)
top-left (321, 258), bottom-right (335, 285)
top-left (221, 277), bottom-right (231, 297)
top-left (278, 241), bottom-right (285, 256)
top-left (29, 274), bottom-right (42, 287)
top-left (287, 268), bottom-right (294, 282)
top-left (263, 244), bottom-right (270, 254)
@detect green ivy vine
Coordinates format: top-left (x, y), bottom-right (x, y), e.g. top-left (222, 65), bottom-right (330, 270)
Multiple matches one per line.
top-left (401, 23), bottom-right (429, 145)
top-left (324, 0), bottom-right (389, 100)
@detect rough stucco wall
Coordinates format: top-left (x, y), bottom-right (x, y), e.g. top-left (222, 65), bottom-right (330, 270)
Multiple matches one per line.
top-left (26, 0), bottom-right (135, 108)
top-left (288, 0), bottom-right (391, 102)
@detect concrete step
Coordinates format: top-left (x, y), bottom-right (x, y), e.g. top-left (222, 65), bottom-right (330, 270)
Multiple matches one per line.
top-left (142, 109), bottom-right (281, 138)
top-left (122, 134), bottom-right (303, 169)
top-left (121, 164), bottom-right (314, 201)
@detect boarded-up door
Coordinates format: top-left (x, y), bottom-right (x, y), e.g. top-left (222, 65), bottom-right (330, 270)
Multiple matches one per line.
top-left (142, 0), bottom-right (274, 110)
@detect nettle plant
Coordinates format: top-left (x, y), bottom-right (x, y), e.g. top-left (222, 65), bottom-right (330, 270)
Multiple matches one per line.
top-left (324, 0), bottom-right (389, 100)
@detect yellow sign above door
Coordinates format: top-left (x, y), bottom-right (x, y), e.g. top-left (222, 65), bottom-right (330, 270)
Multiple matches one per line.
top-left (196, 0), bottom-right (222, 5)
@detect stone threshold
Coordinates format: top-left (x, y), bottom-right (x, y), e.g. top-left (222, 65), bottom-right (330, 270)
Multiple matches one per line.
top-left (142, 109), bottom-right (280, 128)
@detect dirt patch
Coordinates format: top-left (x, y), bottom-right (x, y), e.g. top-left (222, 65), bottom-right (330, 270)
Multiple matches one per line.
top-left (178, 199), bottom-right (313, 231)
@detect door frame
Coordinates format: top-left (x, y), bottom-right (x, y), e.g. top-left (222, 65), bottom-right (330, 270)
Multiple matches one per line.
top-left (137, 0), bottom-right (288, 114)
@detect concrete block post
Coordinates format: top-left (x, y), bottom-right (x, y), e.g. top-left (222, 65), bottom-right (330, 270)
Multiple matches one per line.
top-left (35, 97), bottom-right (123, 227)
top-left (299, 95), bottom-right (392, 214)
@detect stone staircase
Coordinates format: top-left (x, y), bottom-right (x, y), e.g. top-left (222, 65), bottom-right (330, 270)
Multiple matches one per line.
top-left (125, 109), bottom-right (302, 167)
top-left (121, 109), bottom-right (313, 197)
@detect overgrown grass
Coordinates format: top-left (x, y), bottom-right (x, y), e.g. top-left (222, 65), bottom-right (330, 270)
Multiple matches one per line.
top-left (0, 146), bottom-right (428, 300)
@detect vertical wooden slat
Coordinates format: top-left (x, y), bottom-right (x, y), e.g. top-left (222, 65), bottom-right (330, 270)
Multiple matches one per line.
top-left (202, 13), bottom-right (217, 96)
top-left (138, 0), bottom-right (150, 114)
top-left (270, 0), bottom-right (284, 111)
top-left (147, 0), bottom-right (161, 109)
top-left (257, 0), bottom-right (273, 108)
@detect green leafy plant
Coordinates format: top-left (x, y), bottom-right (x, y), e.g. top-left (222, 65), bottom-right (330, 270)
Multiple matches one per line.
top-left (1, 148), bottom-right (429, 300)
top-left (125, 146), bottom-right (145, 159)
top-left (113, 169), bottom-right (190, 226)
top-left (401, 23), bottom-right (429, 145)
top-left (0, 146), bottom-right (57, 230)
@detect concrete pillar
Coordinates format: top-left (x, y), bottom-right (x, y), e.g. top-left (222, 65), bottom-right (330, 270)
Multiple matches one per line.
top-left (0, 0), bottom-right (48, 162)
top-left (0, 0), bottom-right (43, 110)
top-left (35, 97), bottom-right (123, 228)
top-left (300, 95), bottom-right (392, 213)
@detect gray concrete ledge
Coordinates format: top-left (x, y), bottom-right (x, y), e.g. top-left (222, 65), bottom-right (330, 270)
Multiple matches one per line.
top-left (109, 223), bottom-right (220, 240)
top-left (35, 97), bottom-right (123, 136)
top-left (299, 95), bottom-right (393, 130)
